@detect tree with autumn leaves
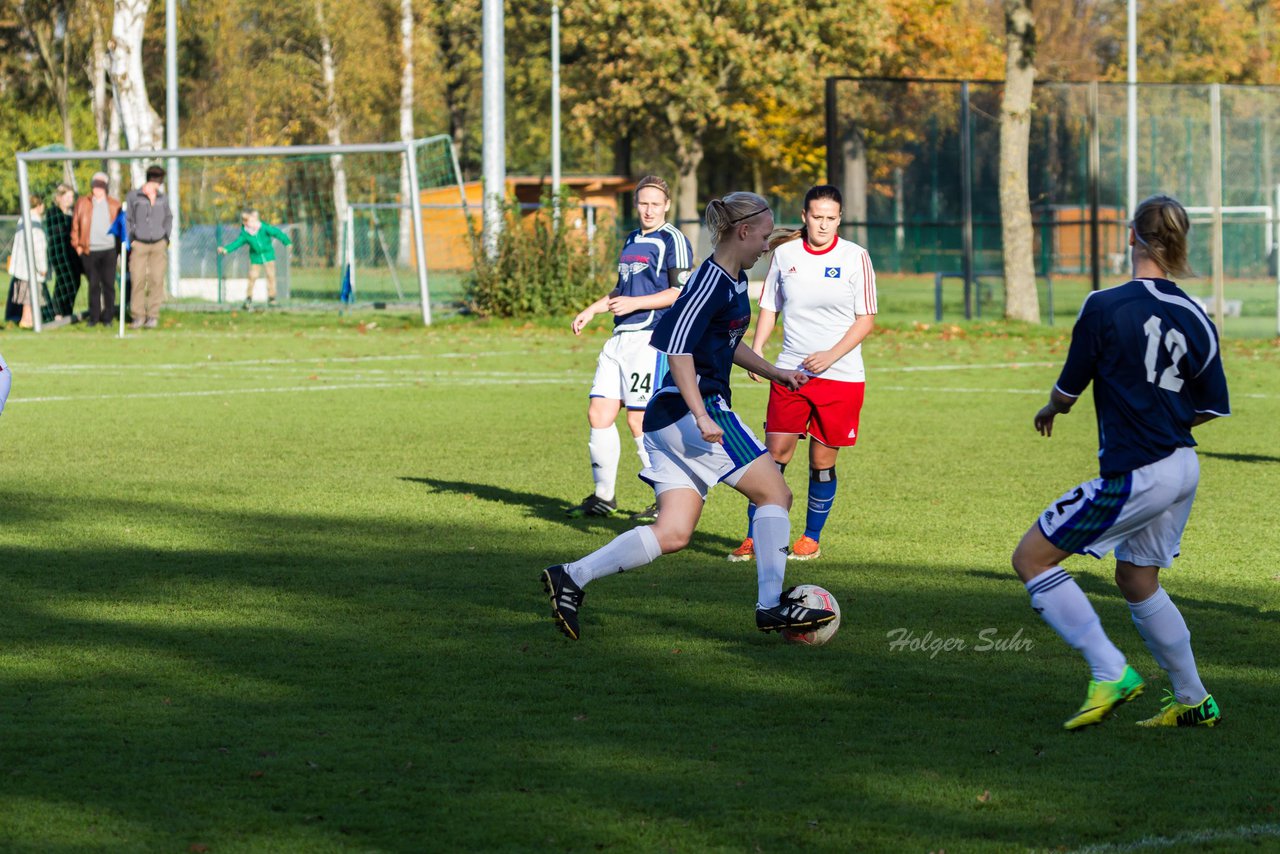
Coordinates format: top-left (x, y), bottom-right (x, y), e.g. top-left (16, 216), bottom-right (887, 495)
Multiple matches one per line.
top-left (2, 0), bottom-right (1280, 272)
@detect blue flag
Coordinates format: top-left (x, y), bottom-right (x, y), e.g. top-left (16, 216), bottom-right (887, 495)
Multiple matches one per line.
top-left (340, 264), bottom-right (353, 303)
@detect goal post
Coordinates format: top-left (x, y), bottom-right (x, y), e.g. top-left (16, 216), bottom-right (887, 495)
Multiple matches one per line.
top-left (14, 136), bottom-right (465, 332)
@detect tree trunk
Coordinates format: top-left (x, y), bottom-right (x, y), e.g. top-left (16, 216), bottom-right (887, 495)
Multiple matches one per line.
top-left (1001, 0), bottom-right (1039, 323)
top-left (18, 1), bottom-right (77, 186)
top-left (57, 8), bottom-right (74, 187)
top-left (110, 0), bottom-right (163, 187)
top-left (107, 98), bottom-right (123, 196)
top-left (670, 119), bottom-right (702, 253)
top-left (90, 1), bottom-right (111, 152)
top-left (397, 0), bottom-right (415, 264)
top-left (841, 126), bottom-right (868, 246)
top-left (98, 0), bottom-right (123, 197)
top-left (316, 0), bottom-right (349, 268)
top-left (613, 130), bottom-right (632, 225)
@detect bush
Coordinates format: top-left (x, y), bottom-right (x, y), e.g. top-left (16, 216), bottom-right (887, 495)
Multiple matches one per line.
top-left (465, 192), bottom-right (618, 317)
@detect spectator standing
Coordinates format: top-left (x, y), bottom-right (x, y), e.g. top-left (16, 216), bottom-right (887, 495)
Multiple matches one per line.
top-left (46, 184), bottom-right (82, 321)
top-left (7, 195), bottom-right (49, 329)
top-left (126, 165), bottom-right (172, 329)
top-left (71, 172), bottom-right (122, 327)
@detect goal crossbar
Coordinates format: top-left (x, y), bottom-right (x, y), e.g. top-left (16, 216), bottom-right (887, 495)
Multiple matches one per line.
top-left (14, 137), bottom-right (457, 330)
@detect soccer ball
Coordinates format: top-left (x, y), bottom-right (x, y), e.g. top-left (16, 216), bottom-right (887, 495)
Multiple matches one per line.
top-left (782, 584), bottom-right (841, 646)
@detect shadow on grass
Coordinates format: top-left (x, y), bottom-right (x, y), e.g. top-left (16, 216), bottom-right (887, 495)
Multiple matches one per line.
top-left (1201, 451), bottom-right (1280, 464)
top-left (2, 492), bottom-right (1278, 853)
top-left (965, 567), bottom-right (1280, 627)
top-left (398, 475), bottom-right (744, 557)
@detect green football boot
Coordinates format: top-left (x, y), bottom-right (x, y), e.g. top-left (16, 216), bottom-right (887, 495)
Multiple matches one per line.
top-left (1137, 691), bottom-right (1221, 728)
top-left (1063, 665), bottom-right (1145, 730)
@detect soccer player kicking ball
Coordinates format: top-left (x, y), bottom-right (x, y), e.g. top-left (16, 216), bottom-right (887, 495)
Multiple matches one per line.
top-left (542, 192), bottom-right (836, 640)
top-left (1012, 194), bottom-right (1230, 730)
top-left (565, 176), bottom-right (693, 523)
top-left (729, 185), bottom-right (876, 563)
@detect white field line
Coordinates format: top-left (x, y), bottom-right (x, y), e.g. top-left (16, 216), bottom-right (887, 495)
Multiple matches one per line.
top-left (11, 381), bottom-right (418, 404)
top-left (9, 376), bottom-right (582, 404)
top-left (880, 361), bottom-right (1057, 372)
top-left (9, 358), bottom-right (1278, 404)
top-left (101, 369), bottom-right (574, 380)
top-left (876, 385), bottom-right (1277, 400)
top-left (21, 351), bottom-right (527, 373)
top-left (1056, 823), bottom-right (1280, 853)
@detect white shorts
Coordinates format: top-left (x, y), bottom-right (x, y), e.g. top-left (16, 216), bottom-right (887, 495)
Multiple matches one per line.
top-left (1038, 446), bottom-right (1200, 568)
top-left (590, 330), bottom-right (667, 410)
top-left (0, 352), bottom-right (10, 415)
top-left (639, 398), bottom-right (767, 500)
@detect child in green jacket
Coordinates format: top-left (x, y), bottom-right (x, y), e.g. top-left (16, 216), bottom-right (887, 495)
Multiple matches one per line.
top-left (218, 210), bottom-right (292, 308)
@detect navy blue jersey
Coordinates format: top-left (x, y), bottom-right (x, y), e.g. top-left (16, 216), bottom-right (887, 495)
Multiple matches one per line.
top-left (644, 258), bottom-right (752, 431)
top-left (1056, 278), bottom-right (1231, 477)
top-left (613, 223), bottom-right (693, 332)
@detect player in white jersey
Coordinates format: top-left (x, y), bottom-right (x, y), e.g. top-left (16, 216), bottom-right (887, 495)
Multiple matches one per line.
top-left (1013, 195), bottom-right (1230, 730)
top-left (566, 176), bottom-right (693, 523)
top-left (728, 185), bottom-right (877, 563)
top-left (0, 351), bottom-right (10, 415)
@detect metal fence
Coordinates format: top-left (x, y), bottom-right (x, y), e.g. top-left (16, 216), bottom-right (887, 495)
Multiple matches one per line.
top-left (826, 77), bottom-right (1280, 335)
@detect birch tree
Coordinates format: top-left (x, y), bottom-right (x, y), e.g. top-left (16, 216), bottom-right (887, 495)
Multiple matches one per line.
top-left (315, 0), bottom-right (348, 267)
top-left (109, 0), bottom-right (162, 187)
top-left (1000, 0), bottom-right (1039, 322)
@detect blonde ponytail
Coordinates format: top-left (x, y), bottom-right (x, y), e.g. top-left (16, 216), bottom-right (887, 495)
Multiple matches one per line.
top-left (704, 191), bottom-right (771, 248)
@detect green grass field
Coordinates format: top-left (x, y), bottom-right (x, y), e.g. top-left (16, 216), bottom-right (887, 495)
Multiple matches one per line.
top-left (60, 261), bottom-right (1277, 338)
top-left (1, 313), bottom-right (1278, 852)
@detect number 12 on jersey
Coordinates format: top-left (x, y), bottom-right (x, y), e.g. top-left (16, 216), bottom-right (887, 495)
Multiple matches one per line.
top-left (1142, 315), bottom-right (1187, 393)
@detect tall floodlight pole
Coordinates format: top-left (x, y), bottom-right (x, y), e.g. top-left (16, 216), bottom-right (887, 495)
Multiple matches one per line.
top-left (1127, 0), bottom-right (1137, 225)
top-left (166, 0), bottom-right (180, 297)
top-left (551, 2), bottom-right (561, 222)
top-left (482, 0), bottom-right (506, 257)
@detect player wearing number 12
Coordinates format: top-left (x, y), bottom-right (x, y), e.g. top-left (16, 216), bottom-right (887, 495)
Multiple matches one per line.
top-left (565, 176), bottom-right (693, 523)
top-left (1012, 194), bottom-right (1230, 731)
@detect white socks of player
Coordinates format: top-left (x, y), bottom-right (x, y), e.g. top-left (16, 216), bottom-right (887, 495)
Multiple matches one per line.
top-left (752, 504), bottom-right (790, 609)
top-left (1026, 567), bottom-right (1127, 682)
top-left (634, 434), bottom-right (651, 470)
top-left (566, 526), bottom-right (662, 588)
top-left (588, 427), bottom-right (620, 501)
top-left (1129, 586), bottom-right (1208, 705)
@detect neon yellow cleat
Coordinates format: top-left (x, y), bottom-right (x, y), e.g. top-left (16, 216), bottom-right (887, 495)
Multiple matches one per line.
top-left (1137, 691), bottom-right (1221, 728)
top-left (1063, 665), bottom-right (1145, 730)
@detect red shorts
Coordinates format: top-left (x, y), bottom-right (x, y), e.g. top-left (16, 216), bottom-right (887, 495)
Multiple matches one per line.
top-left (766, 376), bottom-right (865, 447)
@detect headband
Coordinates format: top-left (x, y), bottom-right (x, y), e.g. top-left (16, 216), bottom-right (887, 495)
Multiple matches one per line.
top-left (729, 206), bottom-right (769, 225)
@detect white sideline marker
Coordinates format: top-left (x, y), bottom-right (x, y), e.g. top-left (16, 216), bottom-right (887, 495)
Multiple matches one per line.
top-left (1059, 822), bottom-right (1280, 853)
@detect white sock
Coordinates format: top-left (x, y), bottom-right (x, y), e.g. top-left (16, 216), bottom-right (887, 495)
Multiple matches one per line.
top-left (1026, 567), bottom-right (1127, 682)
top-left (1129, 587), bottom-right (1208, 705)
top-left (634, 433), bottom-right (651, 470)
top-left (566, 526), bottom-right (662, 587)
top-left (588, 426), bottom-right (620, 501)
top-left (752, 504), bottom-right (790, 608)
